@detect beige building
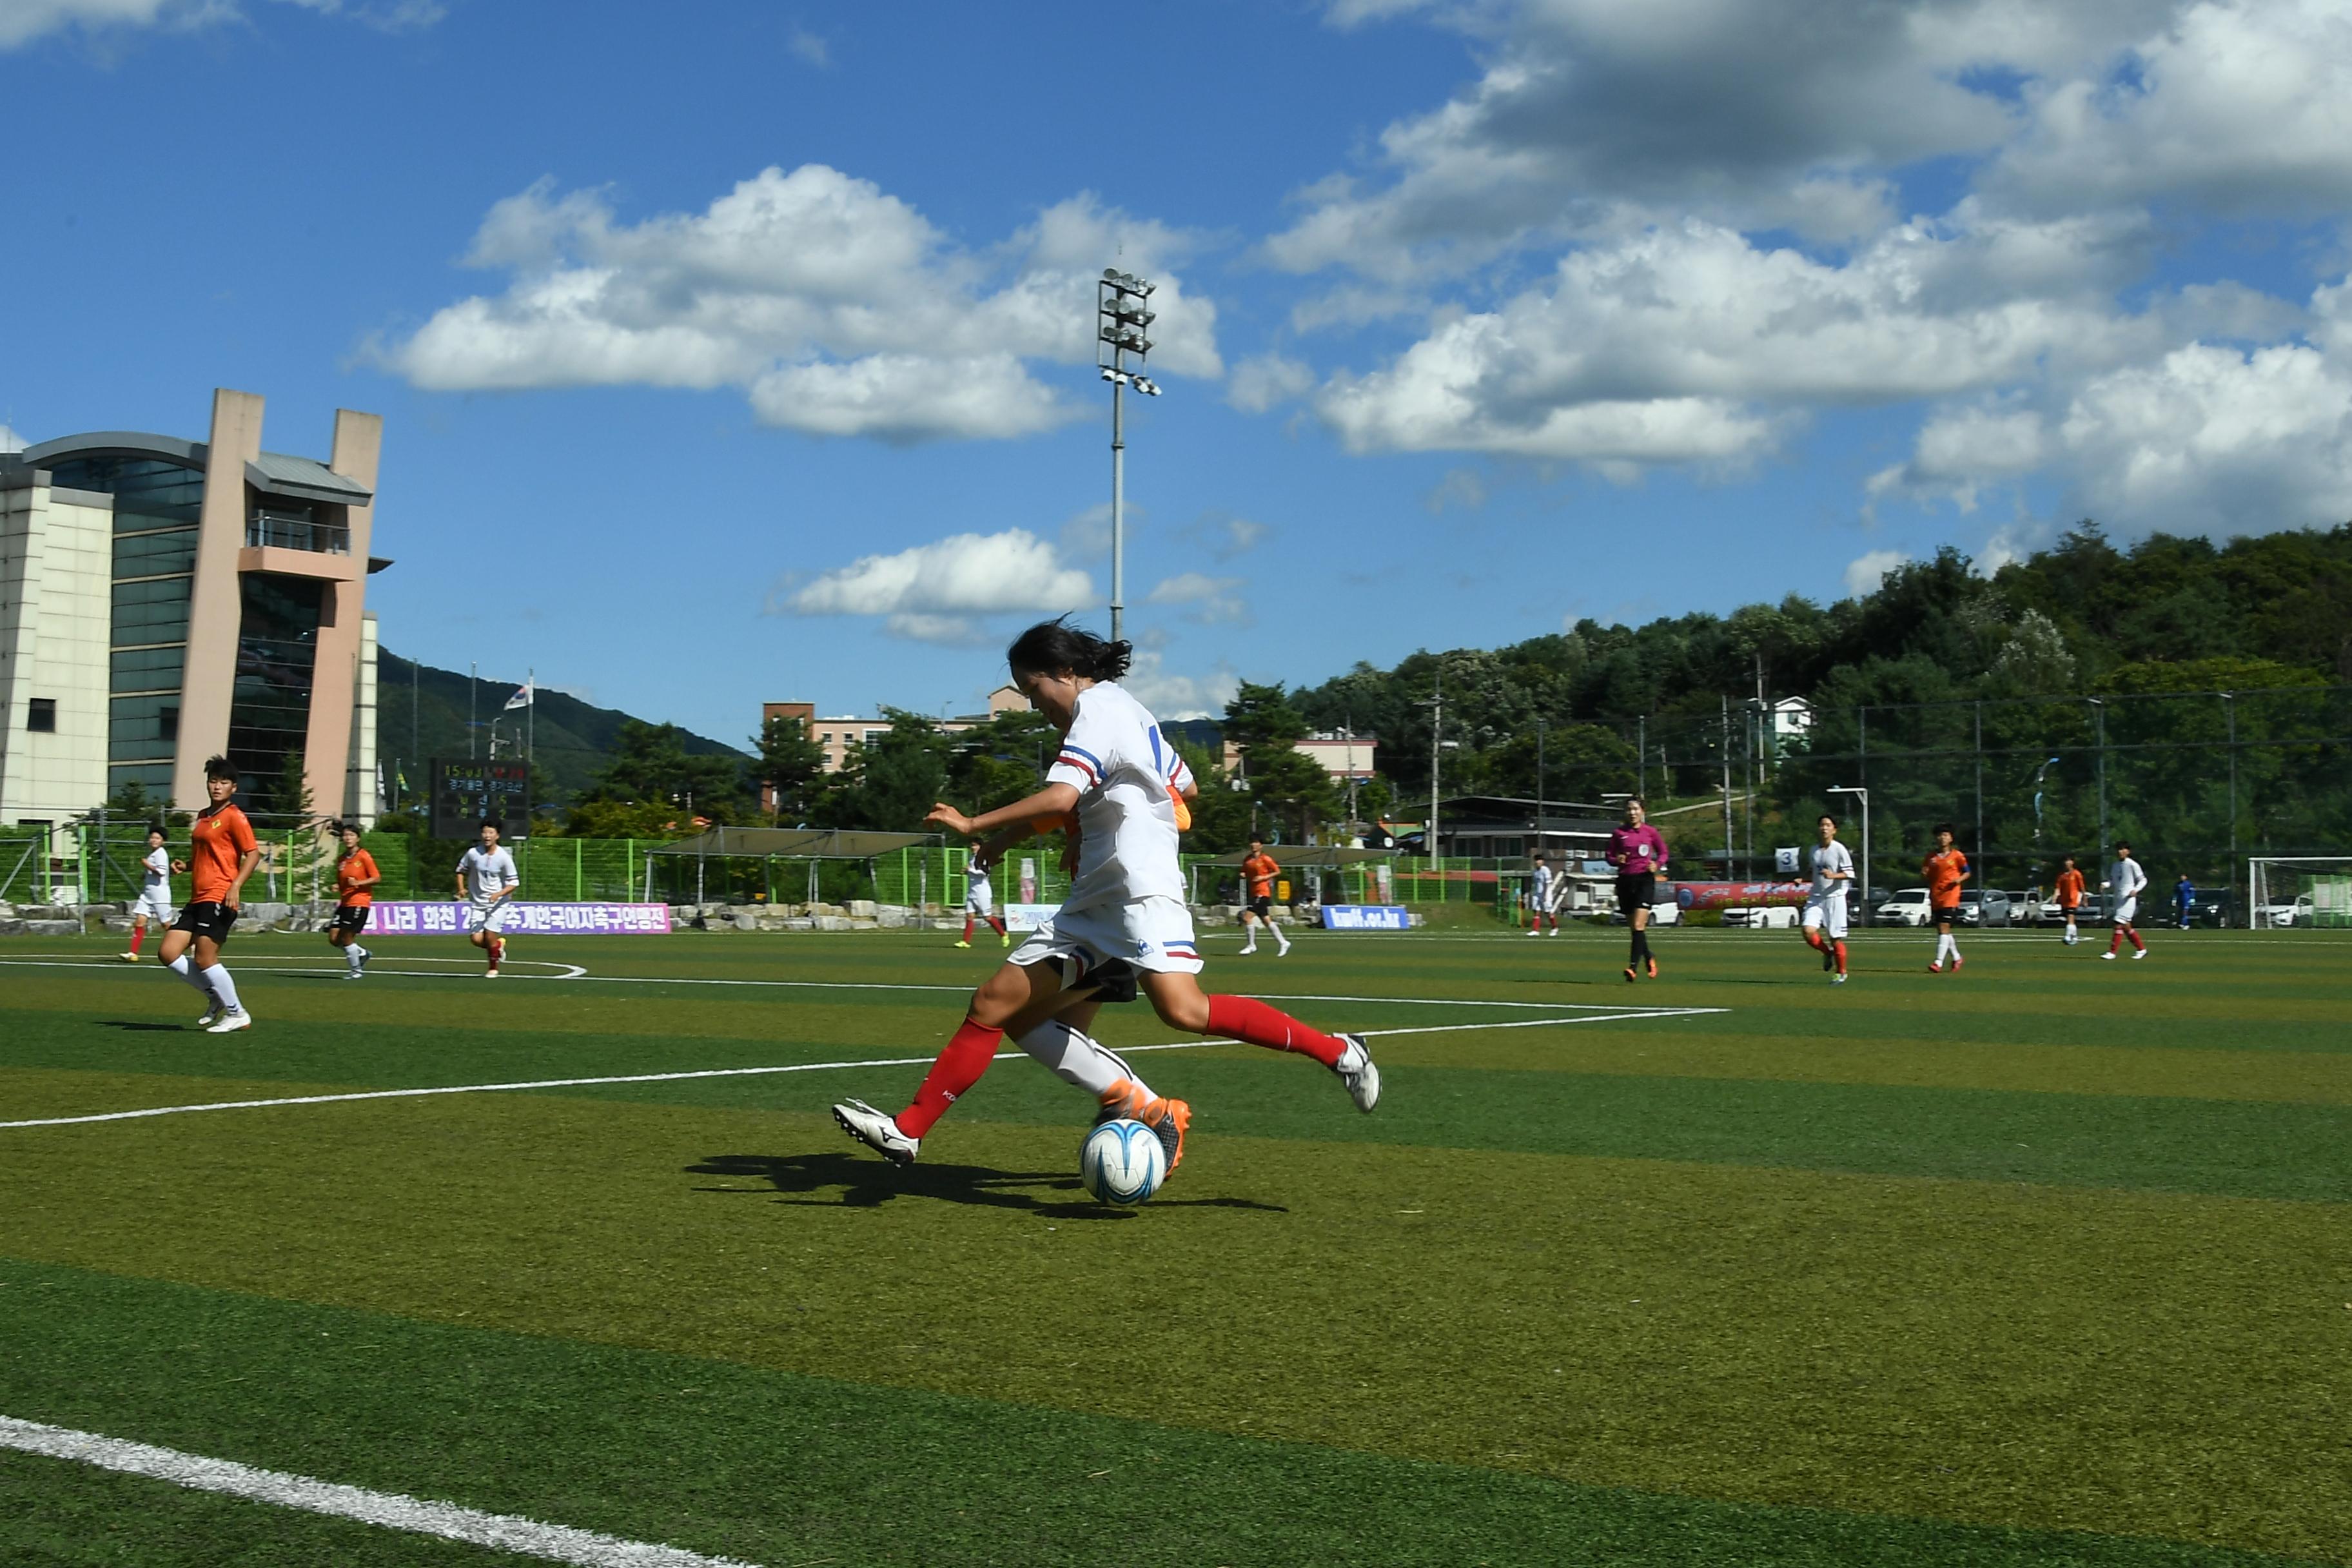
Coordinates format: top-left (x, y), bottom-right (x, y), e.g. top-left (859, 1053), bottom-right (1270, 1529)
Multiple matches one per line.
top-left (758, 686), bottom-right (1030, 808)
top-left (0, 389), bottom-right (385, 836)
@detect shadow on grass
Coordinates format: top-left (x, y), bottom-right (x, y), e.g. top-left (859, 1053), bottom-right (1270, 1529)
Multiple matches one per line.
top-left (687, 1152), bottom-right (1287, 1219)
top-left (96, 1020), bottom-right (191, 1032)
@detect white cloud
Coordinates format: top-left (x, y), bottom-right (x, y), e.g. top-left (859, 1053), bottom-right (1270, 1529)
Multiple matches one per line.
top-left (773, 528), bottom-right (1096, 644)
top-left (376, 166), bottom-right (1219, 443)
top-left (0, 0), bottom-right (435, 46)
top-left (787, 24), bottom-right (829, 66)
top-left (1270, 0), bottom-right (2175, 280)
top-left (1226, 353), bottom-right (1315, 413)
top-left (0, 424), bottom-right (23, 455)
top-left (1992, 0), bottom-right (2352, 218)
top-left (1147, 571), bottom-right (1251, 625)
top-left (1119, 649), bottom-right (1240, 720)
top-left (1845, 549), bottom-right (1910, 597)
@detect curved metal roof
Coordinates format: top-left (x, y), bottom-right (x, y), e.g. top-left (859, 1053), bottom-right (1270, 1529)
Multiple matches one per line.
top-left (14, 432), bottom-right (372, 504)
top-left (18, 431), bottom-right (207, 468)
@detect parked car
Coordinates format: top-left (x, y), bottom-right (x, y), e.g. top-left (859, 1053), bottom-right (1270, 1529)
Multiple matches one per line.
top-left (1609, 900), bottom-right (1681, 926)
top-left (1955, 889), bottom-right (2013, 927)
top-left (2259, 893), bottom-right (2315, 927)
top-left (1872, 888), bottom-right (1933, 926)
top-left (2037, 891), bottom-right (2113, 925)
top-left (1722, 905), bottom-right (1798, 929)
top-left (2010, 890), bottom-right (2044, 924)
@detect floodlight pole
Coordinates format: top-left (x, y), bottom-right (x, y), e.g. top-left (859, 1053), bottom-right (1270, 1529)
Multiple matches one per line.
top-left (1097, 270), bottom-right (1160, 647)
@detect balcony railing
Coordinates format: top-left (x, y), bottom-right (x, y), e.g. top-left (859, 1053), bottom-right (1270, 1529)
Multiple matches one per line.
top-left (246, 509), bottom-right (351, 555)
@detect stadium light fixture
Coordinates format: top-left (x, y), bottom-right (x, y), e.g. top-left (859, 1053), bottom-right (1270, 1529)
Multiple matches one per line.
top-left (1097, 268), bottom-right (1161, 645)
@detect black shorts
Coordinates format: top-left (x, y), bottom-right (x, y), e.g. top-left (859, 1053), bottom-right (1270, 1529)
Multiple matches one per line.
top-left (1614, 872), bottom-right (1655, 912)
top-left (1932, 903), bottom-right (1961, 925)
top-left (172, 901), bottom-right (239, 943)
top-left (1248, 895), bottom-right (1271, 918)
top-left (329, 903), bottom-right (372, 934)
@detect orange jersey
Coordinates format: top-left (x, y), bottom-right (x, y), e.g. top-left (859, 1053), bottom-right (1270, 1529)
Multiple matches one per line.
top-left (1243, 852), bottom-right (1279, 899)
top-left (337, 847), bottom-right (380, 907)
top-left (2055, 868), bottom-right (2085, 907)
top-left (189, 803), bottom-right (257, 903)
top-left (1924, 847), bottom-right (1970, 905)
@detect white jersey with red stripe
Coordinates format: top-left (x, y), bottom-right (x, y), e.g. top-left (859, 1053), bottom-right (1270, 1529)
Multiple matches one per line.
top-left (1046, 681), bottom-right (1188, 914)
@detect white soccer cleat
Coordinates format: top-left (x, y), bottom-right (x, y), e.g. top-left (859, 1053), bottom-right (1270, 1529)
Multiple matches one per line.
top-left (1525, 927), bottom-right (1542, 937)
top-left (204, 1010), bottom-right (251, 1034)
top-left (343, 968), bottom-right (363, 980)
top-left (2100, 950), bottom-right (2116, 961)
top-left (1334, 1034), bottom-right (1380, 1114)
top-left (1547, 926), bottom-right (1559, 936)
top-left (195, 1004), bottom-right (225, 1028)
top-left (484, 968), bottom-right (501, 979)
top-left (118, 950), bottom-right (140, 963)
top-left (2132, 948), bottom-right (2148, 960)
top-left (832, 1098), bottom-right (919, 1164)
top-left (1831, 973), bottom-right (1848, 985)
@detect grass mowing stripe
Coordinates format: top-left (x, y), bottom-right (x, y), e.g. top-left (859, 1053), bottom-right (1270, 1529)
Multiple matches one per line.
top-left (5, 1101), bottom-right (2347, 1559)
top-left (0, 1259), bottom-right (2328, 1568)
top-left (0, 1416), bottom-right (761, 1568)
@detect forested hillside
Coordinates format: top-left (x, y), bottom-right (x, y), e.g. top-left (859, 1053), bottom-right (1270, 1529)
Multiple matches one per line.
top-left (375, 652), bottom-right (747, 808)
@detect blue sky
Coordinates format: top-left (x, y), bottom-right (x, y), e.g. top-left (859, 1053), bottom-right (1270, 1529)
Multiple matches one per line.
top-left (8, 0), bottom-right (2352, 741)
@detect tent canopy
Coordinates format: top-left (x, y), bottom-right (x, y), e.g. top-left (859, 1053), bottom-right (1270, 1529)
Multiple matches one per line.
top-left (643, 827), bottom-right (938, 859)
top-left (1200, 845), bottom-right (1396, 868)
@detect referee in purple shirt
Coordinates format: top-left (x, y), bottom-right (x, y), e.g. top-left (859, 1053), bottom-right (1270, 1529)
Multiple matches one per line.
top-left (1605, 798), bottom-right (1671, 982)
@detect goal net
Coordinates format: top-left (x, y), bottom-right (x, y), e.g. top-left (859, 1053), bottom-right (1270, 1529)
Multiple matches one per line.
top-left (2248, 858), bottom-right (2352, 929)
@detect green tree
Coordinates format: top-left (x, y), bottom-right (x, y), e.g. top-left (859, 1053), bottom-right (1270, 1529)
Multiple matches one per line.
top-left (839, 710), bottom-right (954, 831)
top-left (751, 712), bottom-right (829, 824)
top-left (578, 721), bottom-right (749, 823)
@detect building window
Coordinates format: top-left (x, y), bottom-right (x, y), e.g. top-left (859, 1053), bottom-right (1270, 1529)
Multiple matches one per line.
top-left (28, 698), bottom-right (56, 732)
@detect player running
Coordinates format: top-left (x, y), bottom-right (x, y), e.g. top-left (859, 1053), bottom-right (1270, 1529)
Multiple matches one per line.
top-left (1800, 813), bottom-right (1853, 983)
top-left (1925, 824), bottom-right (1970, 973)
top-left (455, 820), bottom-right (520, 977)
top-left (328, 822), bottom-right (379, 978)
top-left (2101, 841), bottom-right (2149, 961)
top-left (119, 825), bottom-right (181, 963)
top-left (831, 618), bottom-right (1378, 1173)
top-left (157, 755), bottom-right (259, 1033)
top-left (956, 858), bottom-right (1010, 948)
top-left (1605, 798), bottom-right (1669, 981)
top-left (1238, 838), bottom-right (1289, 956)
top-left (2054, 855), bottom-right (2086, 945)
top-left (1525, 851), bottom-right (1562, 936)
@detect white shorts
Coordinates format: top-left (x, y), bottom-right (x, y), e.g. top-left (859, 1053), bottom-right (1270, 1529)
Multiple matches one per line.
top-left (462, 897), bottom-right (520, 936)
top-left (132, 889), bottom-right (174, 923)
top-left (1801, 894), bottom-right (1848, 939)
top-left (2115, 896), bottom-right (2138, 926)
top-left (1008, 895), bottom-right (1202, 979)
top-left (966, 888), bottom-right (994, 917)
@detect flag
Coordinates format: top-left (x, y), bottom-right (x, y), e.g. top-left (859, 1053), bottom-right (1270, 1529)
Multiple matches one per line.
top-left (504, 681), bottom-right (534, 711)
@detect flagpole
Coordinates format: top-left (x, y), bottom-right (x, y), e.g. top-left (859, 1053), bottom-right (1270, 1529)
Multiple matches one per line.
top-left (526, 668), bottom-right (534, 803)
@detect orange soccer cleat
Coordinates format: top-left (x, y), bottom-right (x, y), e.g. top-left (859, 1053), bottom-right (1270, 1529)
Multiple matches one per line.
top-left (1097, 1079), bottom-right (1191, 1171)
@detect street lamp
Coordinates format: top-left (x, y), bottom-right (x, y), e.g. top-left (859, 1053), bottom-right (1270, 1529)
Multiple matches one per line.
top-left (1097, 269), bottom-right (1160, 645)
top-left (1828, 785), bottom-right (1870, 917)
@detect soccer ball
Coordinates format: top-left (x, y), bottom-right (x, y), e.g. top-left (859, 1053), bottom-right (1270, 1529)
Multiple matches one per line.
top-left (1079, 1118), bottom-right (1168, 1206)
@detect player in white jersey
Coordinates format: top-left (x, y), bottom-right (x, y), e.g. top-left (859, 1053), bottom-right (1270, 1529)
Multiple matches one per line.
top-left (1799, 813), bottom-right (1854, 983)
top-left (2100, 839), bottom-right (2149, 961)
top-left (956, 860), bottom-right (1010, 948)
top-left (832, 619), bottom-right (1380, 1175)
top-left (454, 820), bottom-right (520, 977)
top-left (1524, 852), bottom-right (1563, 936)
top-left (120, 825), bottom-right (182, 962)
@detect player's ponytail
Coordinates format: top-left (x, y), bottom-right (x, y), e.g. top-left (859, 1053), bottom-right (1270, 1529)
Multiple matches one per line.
top-left (1007, 618), bottom-right (1133, 682)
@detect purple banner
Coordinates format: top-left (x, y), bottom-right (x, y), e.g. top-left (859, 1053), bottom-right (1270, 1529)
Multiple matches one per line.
top-left (362, 901), bottom-right (672, 936)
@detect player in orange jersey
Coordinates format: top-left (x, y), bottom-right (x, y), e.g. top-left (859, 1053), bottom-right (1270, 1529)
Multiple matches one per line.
top-left (1923, 823), bottom-right (1970, 972)
top-left (157, 754), bottom-right (260, 1032)
top-left (2053, 854), bottom-right (2086, 945)
top-left (1238, 838), bottom-right (1289, 956)
top-left (327, 821), bottom-right (380, 979)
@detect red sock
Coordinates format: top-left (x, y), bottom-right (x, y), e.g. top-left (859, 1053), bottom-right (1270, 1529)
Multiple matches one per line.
top-left (962, 916), bottom-right (974, 941)
top-left (2128, 926), bottom-right (2144, 951)
top-left (989, 917), bottom-right (1007, 936)
top-left (899, 1017), bottom-right (1004, 1137)
top-left (2109, 927), bottom-right (2124, 953)
top-left (128, 926), bottom-right (146, 954)
top-left (1206, 995), bottom-right (1347, 1068)
top-left (1833, 939), bottom-right (1848, 975)
top-left (1803, 928), bottom-right (1824, 952)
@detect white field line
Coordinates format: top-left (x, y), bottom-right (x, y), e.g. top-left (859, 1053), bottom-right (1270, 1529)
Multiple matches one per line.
top-left (0, 1003), bottom-right (1725, 1132)
top-left (0, 1415), bottom-right (762, 1567)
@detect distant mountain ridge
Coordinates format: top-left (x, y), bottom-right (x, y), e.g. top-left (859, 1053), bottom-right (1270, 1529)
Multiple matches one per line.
top-left (377, 652), bottom-right (747, 807)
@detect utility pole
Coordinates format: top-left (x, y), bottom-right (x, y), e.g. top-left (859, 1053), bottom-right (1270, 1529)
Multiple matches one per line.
top-left (1637, 714), bottom-right (1646, 800)
top-left (1720, 694), bottom-right (1734, 876)
top-left (2090, 697), bottom-right (2109, 856)
top-left (469, 662), bottom-right (477, 760)
top-left (1097, 271), bottom-right (1160, 645)
top-left (1424, 660), bottom-right (1445, 867)
top-left (1535, 718), bottom-right (1546, 858)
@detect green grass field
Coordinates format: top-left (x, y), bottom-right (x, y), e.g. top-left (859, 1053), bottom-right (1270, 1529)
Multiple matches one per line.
top-left (3, 922), bottom-right (2347, 1566)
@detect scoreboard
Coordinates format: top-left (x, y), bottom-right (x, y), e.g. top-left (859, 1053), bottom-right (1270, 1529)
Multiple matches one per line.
top-left (431, 760), bottom-right (531, 840)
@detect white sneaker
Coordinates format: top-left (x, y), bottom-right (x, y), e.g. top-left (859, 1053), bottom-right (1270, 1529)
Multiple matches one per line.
top-left (2132, 948), bottom-right (2148, 960)
top-left (1547, 927), bottom-right (1559, 937)
top-left (484, 967), bottom-right (501, 979)
top-left (204, 1010), bottom-right (252, 1034)
top-left (1238, 944), bottom-right (1256, 955)
top-left (832, 1098), bottom-right (919, 1164)
top-left (1334, 1034), bottom-right (1380, 1113)
top-left (1525, 928), bottom-right (1542, 937)
top-left (1276, 942), bottom-right (1292, 957)
top-left (2099, 950), bottom-right (2115, 961)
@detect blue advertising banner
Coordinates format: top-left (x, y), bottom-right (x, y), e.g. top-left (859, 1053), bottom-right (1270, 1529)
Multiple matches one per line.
top-left (1320, 905), bottom-right (1411, 930)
